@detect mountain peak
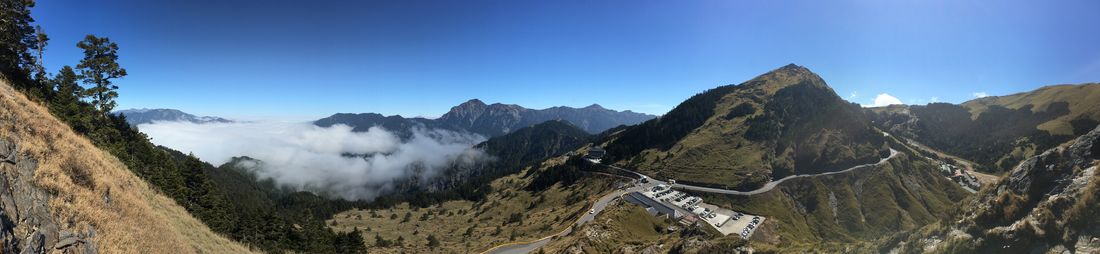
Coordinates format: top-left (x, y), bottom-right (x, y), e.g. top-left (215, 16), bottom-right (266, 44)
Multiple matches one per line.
top-left (461, 99), bottom-right (486, 107)
top-left (583, 104), bottom-right (605, 110)
top-left (745, 63), bottom-right (831, 93)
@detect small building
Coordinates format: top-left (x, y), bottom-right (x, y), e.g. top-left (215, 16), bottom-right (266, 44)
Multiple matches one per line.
top-left (585, 147), bottom-right (606, 159)
top-left (624, 191), bottom-right (683, 219)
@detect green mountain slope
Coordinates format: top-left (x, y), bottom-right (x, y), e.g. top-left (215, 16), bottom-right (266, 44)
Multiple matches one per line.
top-left (475, 120), bottom-right (592, 174)
top-left (869, 83), bottom-right (1100, 172)
top-left (964, 83), bottom-right (1100, 136)
top-left (879, 126), bottom-right (1100, 253)
top-left (601, 64), bottom-right (886, 190)
top-left (542, 128), bottom-right (970, 253)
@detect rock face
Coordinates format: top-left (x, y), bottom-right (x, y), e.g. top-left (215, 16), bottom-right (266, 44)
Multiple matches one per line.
top-left (885, 125), bottom-right (1100, 253)
top-left (1, 139), bottom-right (96, 254)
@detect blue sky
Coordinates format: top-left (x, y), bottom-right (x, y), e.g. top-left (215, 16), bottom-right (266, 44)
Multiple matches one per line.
top-left (32, 0), bottom-right (1100, 120)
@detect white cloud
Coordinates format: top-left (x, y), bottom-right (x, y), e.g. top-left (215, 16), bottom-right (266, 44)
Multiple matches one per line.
top-left (930, 97), bottom-right (939, 103)
top-left (138, 121), bottom-right (488, 201)
top-left (863, 93), bottom-right (904, 107)
top-left (973, 92), bottom-right (989, 98)
top-left (847, 91), bottom-right (859, 100)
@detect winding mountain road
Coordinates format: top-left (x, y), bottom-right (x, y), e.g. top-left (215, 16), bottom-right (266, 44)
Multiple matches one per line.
top-left (666, 148), bottom-right (898, 195)
top-left (481, 148), bottom-right (898, 254)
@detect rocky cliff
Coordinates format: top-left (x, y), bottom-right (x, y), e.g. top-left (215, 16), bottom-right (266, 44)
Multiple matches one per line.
top-left (882, 125), bottom-right (1100, 253)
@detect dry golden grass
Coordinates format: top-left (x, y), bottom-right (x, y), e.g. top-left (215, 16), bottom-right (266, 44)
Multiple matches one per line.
top-left (963, 83), bottom-right (1100, 135)
top-left (327, 160), bottom-right (616, 254)
top-left (0, 80), bottom-right (253, 253)
top-left (540, 201), bottom-right (680, 253)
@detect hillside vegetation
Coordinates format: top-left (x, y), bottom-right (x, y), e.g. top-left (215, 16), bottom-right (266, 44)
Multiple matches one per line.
top-left (703, 150), bottom-right (969, 252)
top-left (964, 83), bottom-right (1100, 136)
top-left (870, 83), bottom-right (1100, 172)
top-left (0, 80), bottom-right (251, 253)
top-left (534, 133), bottom-right (969, 253)
top-left (326, 155), bottom-right (618, 253)
top-left (1, 6), bottom-right (368, 250)
top-left (602, 64), bottom-right (885, 190)
top-left (879, 125), bottom-right (1100, 253)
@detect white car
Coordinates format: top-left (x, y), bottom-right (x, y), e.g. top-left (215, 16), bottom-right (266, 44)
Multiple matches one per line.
top-left (589, 209), bottom-right (595, 214)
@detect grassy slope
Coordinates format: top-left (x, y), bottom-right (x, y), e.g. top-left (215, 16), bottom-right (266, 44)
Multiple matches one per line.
top-left (326, 155), bottom-right (617, 253)
top-left (879, 130), bottom-right (1100, 254)
top-left (870, 83), bottom-right (1100, 173)
top-left (540, 202), bottom-right (684, 253)
top-left (608, 64), bottom-right (883, 190)
top-left (683, 151), bottom-right (967, 252)
top-left (0, 81), bottom-right (251, 253)
top-left (963, 83), bottom-right (1100, 135)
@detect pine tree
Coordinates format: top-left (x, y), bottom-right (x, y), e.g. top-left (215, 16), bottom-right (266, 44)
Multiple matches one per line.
top-left (75, 34), bottom-right (127, 113)
top-left (0, 0), bottom-right (39, 80)
top-left (33, 25), bottom-right (47, 82)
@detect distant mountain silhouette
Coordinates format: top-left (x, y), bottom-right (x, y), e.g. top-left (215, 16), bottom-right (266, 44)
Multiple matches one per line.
top-left (314, 100), bottom-right (655, 138)
top-left (114, 108), bottom-right (233, 125)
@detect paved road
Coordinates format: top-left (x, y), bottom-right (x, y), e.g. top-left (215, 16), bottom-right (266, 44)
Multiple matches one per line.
top-left (483, 148), bottom-right (898, 254)
top-left (606, 148), bottom-right (898, 196)
top-left (897, 135), bottom-right (1002, 185)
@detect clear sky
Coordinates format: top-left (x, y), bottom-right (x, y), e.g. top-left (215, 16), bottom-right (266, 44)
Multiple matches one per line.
top-left (32, 0), bottom-right (1100, 120)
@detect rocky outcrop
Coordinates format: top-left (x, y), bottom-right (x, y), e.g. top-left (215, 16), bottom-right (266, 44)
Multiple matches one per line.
top-left (1, 139), bottom-right (97, 254)
top-left (885, 125), bottom-right (1100, 253)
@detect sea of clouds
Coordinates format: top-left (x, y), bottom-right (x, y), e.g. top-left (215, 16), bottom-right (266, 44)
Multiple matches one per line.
top-left (137, 120), bottom-right (487, 200)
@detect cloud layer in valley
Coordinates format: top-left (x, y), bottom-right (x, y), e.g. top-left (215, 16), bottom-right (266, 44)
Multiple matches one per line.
top-left (138, 121), bottom-right (487, 200)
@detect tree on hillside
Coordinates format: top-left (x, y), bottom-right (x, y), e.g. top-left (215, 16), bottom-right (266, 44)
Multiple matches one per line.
top-left (76, 34), bottom-right (127, 113)
top-left (49, 66), bottom-right (93, 133)
top-left (0, 0), bottom-right (37, 75)
top-left (51, 66), bottom-right (82, 103)
top-left (0, 0), bottom-right (44, 96)
top-left (33, 25), bottom-right (48, 81)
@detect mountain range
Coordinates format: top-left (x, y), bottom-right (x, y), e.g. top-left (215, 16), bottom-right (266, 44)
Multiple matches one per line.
top-left (6, 63), bottom-right (1100, 253)
top-left (114, 108), bottom-right (234, 125)
top-left (315, 99), bottom-right (655, 138)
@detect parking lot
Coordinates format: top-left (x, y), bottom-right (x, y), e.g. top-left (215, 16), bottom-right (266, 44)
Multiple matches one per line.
top-left (639, 184), bottom-right (766, 239)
